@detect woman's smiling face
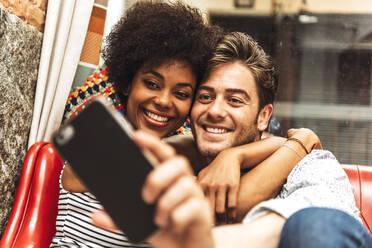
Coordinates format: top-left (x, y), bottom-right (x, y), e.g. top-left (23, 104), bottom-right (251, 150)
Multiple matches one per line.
top-left (125, 60), bottom-right (197, 138)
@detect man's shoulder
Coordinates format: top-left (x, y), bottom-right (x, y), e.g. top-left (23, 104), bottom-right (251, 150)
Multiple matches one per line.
top-left (286, 149), bottom-right (345, 184)
top-left (165, 135), bottom-right (203, 170)
top-left (165, 134), bottom-right (195, 154)
top-left (297, 149), bottom-right (339, 168)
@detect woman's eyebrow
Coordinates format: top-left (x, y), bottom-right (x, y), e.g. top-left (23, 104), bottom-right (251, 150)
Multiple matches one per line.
top-left (142, 70), bottom-right (164, 80)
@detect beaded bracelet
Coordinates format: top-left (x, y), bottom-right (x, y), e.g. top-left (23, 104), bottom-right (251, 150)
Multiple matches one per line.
top-left (287, 137), bottom-right (309, 154)
top-left (280, 143), bottom-right (303, 159)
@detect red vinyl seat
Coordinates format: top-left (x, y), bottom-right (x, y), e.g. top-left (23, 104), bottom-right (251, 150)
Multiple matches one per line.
top-left (0, 142), bottom-right (63, 248)
top-left (0, 143), bottom-right (370, 247)
top-left (343, 164), bottom-right (372, 233)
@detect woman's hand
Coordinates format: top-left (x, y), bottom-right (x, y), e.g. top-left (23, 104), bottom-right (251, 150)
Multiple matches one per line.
top-left (287, 128), bottom-right (322, 153)
top-left (197, 148), bottom-right (241, 224)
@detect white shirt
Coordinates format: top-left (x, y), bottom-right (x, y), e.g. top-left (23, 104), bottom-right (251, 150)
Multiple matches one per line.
top-left (243, 150), bottom-right (360, 223)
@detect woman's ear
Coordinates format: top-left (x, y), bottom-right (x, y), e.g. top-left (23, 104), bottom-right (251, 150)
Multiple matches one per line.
top-left (257, 104), bottom-right (273, 132)
top-left (123, 84), bottom-right (131, 96)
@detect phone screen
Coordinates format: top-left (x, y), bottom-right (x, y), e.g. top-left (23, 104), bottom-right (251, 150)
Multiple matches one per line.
top-left (52, 98), bottom-right (157, 242)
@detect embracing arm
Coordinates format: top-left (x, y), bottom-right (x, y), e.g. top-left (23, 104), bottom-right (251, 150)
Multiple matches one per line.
top-left (235, 128), bottom-right (322, 220)
top-left (197, 136), bottom-right (285, 221)
top-left (198, 128), bottom-right (322, 223)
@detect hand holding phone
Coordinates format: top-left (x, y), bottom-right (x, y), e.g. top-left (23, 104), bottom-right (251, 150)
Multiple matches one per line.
top-left (52, 98), bottom-right (157, 242)
top-left (91, 131), bottom-right (215, 248)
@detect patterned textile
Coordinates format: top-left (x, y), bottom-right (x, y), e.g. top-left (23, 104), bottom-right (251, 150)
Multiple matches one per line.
top-left (63, 67), bottom-right (124, 122)
top-left (243, 149), bottom-right (361, 223)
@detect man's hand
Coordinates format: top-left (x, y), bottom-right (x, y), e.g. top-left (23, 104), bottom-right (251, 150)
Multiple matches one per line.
top-left (197, 148), bottom-right (241, 224)
top-left (92, 130), bottom-right (214, 248)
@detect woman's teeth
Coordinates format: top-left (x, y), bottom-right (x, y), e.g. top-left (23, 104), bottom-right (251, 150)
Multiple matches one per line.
top-left (145, 110), bottom-right (169, 122)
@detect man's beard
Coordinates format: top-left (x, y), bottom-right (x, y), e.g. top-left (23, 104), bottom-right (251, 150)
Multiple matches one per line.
top-left (201, 133), bottom-right (257, 164)
top-left (193, 111), bottom-right (261, 164)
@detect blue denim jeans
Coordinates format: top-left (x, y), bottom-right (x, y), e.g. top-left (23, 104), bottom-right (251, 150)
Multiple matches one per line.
top-left (279, 207), bottom-right (372, 248)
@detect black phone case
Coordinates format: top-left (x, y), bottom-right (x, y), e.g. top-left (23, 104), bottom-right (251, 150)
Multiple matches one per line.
top-left (52, 98), bottom-right (157, 243)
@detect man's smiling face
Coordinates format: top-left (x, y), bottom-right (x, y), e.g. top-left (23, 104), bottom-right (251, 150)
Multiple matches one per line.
top-left (191, 61), bottom-right (272, 160)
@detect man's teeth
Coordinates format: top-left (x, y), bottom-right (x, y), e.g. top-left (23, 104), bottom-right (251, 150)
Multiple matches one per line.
top-left (146, 111), bottom-right (169, 122)
top-left (206, 127), bottom-right (227, 134)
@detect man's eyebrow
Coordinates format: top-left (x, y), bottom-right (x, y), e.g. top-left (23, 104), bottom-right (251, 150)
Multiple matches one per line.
top-left (226, 88), bottom-right (251, 100)
top-left (198, 85), bottom-right (214, 92)
top-left (142, 70), bottom-right (164, 80)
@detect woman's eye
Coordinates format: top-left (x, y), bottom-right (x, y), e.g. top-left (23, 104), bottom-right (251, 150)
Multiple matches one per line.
top-left (144, 80), bottom-right (159, 90)
top-left (175, 91), bottom-right (190, 99)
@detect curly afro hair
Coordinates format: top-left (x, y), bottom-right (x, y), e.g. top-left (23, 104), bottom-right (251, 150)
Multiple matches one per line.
top-left (101, 0), bottom-right (223, 104)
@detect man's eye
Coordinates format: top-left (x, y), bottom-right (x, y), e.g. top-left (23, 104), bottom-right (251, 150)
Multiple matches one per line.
top-left (175, 91), bottom-right (190, 100)
top-left (144, 80), bottom-right (159, 90)
top-left (229, 97), bottom-right (244, 105)
top-left (197, 94), bottom-right (213, 103)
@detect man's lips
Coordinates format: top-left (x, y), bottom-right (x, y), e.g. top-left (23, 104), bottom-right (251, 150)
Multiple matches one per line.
top-left (202, 125), bottom-right (231, 134)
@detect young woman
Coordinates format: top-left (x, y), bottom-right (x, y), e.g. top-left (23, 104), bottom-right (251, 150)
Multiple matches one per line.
top-left (50, 1), bottom-right (222, 247)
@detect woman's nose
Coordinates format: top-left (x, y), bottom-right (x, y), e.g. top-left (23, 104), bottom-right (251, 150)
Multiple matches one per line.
top-left (154, 92), bottom-right (172, 109)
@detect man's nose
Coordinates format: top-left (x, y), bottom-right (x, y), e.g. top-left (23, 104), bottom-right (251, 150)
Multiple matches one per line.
top-left (206, 98), bottom-right (227, 120)
top-left (154, 91), bottom-right (172, 109)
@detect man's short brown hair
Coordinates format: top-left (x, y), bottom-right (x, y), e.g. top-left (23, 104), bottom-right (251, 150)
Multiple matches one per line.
top-left (204, 32), bottom-right (278, 110)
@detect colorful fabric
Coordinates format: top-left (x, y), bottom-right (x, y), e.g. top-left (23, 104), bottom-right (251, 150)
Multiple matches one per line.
top-left (62, 67), bottom-right (124, 122)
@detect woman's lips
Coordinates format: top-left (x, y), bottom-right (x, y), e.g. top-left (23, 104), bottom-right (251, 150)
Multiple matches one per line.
top-left (143, 109), bottom-right (171, 127)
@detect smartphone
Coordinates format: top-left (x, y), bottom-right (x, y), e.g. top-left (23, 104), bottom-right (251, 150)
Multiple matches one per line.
top-left (52, 97), bottom-right (157, 243)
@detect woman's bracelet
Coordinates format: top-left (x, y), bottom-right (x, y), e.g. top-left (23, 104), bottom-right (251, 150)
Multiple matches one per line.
top-left (280, 143), bottom-right (303, 159)
top-left (287, 137), bottom-right (310, 154)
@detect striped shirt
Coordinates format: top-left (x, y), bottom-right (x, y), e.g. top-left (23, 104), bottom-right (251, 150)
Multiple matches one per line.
top-left (50, 171), bottom-right (150, 248)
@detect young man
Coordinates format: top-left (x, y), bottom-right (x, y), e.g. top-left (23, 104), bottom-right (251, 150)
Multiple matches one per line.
top-left (93, 32), bottom-right (371, 247)
top-left (186, 31), bottom-right (364, 246)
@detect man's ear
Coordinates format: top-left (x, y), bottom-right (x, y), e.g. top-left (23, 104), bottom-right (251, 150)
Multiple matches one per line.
top-left (257, 104), bottom-right (273, 132)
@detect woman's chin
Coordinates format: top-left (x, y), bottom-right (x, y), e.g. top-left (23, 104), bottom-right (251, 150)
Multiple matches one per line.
top-left (140, 125), bottom-right (168, 139)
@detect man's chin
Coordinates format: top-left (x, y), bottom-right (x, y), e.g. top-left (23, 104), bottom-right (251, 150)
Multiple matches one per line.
top-left (198, 146), bottom-right (226, 162)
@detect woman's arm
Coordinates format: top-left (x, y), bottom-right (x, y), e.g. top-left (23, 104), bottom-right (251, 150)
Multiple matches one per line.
top-left (236, 128), bottom-right (322, 220)
top-left (197, 136), bottom-right (285, 222)
top-left (198, 128), bottom-right (322, 223)
top-left (60, 67), bottom-right (113, 193)
top-left (61, 164), bottom-right (88, 192)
